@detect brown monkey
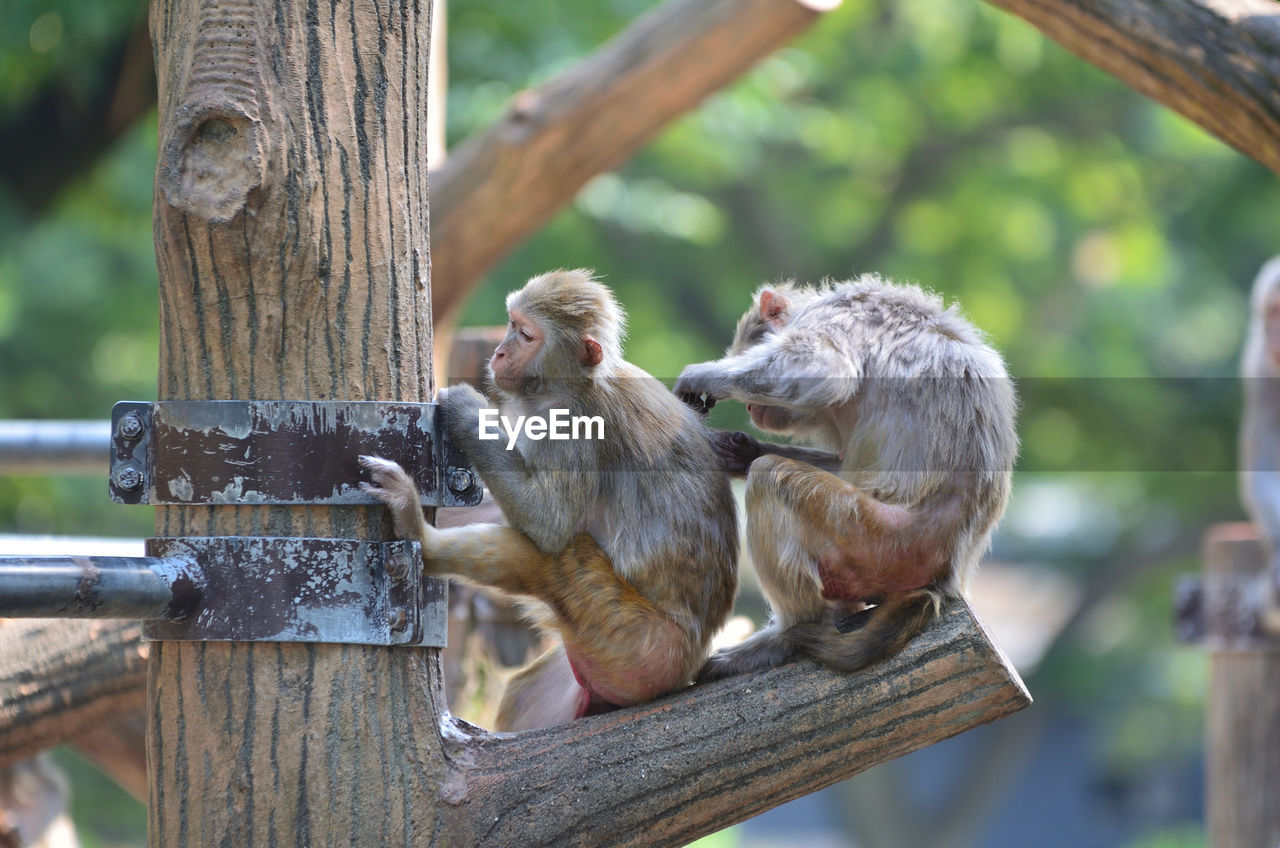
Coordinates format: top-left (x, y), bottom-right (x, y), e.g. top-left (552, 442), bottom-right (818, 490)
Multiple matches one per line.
top-left (675, 275), bottom-right (1017, 680)
top-left (362, 269), bottom-right (737, 730)
top-left (1239, 256), bottom-right (1280, 629)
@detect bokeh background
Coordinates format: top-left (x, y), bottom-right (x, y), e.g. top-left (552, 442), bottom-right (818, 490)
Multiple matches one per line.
top-left (3, 0), bottom-right (1276, 845)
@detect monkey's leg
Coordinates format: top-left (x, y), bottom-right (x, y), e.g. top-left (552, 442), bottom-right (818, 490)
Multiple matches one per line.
top-left (701, 454), bottom-right (944, 681)
top-left (539, 534), bottom-right (692, 708)
top-left (495, 644), bottom-right (585, 732)
top-left (697, 456), bottom-right (834, 682)
top-left (432, 527), bottom-right (691, 709)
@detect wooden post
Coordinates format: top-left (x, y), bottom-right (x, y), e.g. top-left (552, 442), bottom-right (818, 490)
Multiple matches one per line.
top-left (1197, 524), bottom-right (1280, 847)
top-left (147, 0), bottom-right (437, 844)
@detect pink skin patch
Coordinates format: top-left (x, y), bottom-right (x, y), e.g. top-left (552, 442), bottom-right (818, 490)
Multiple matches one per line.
top-left (566, 655), bottom-right (622, 719)
top-left (564, 626), bottom-right (685, 718)
top-left (815, 537), bottom-right (941, 603)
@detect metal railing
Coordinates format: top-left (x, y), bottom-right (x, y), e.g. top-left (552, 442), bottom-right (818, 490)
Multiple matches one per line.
top-left (0, 420), bottom-right (110, 475)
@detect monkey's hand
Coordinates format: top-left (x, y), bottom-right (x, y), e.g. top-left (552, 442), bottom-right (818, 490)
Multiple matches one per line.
top-left (437, 383), bottom-right (489, 448)
top-left (708, 429), bottom-right (762, 476)
top-left (359, 455), bottom-right (426, 543)
top-left (674, 363), bottom-right (726, 417)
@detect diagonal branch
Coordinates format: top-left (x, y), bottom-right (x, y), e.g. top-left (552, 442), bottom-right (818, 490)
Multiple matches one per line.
top-left (436, 601), bottom-right (1029, 847)
top-left (428, 0), bottom-right (840, 322)
top-left (981, 0), bottom-right (1280, 174)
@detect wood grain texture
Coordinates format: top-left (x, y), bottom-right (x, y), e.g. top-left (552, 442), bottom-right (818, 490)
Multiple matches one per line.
top-left (435, 602), bottom-right (1029, 847)
top-left (982, 0), bottom-right (1280, 174)
top-left (428, 0), bottom-right (839, 322)
top-left (0, 620), bottom-right (147, 769)
top-left (148, 0), bottom-right (436, 844)
top-left (1202, 527), bottom-right (1280, 848)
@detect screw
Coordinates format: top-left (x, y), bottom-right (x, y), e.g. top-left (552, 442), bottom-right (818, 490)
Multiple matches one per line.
top-left (447, 467), bottom-right (476, 495)
top-left (386, 552), bottom-right (410, 581)
top-left (117, 413), bottom-right (144, 442)
top-left (388, 607), bottom-right (408, 632)
top-left (112, 463), bottom-right (144, 492)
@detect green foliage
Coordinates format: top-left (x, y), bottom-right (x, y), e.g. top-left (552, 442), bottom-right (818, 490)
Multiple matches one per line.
top-left (0, 0), bottom-right (143, 119)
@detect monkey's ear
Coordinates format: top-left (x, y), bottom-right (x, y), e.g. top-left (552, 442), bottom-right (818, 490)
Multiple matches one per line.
top-left (581, 335), bottom-right (604, 367)
top-left (758, 289), bottom-right (790, 328)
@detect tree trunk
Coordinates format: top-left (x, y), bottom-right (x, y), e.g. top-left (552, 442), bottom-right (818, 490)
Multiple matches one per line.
top-left (147, 0), bottom-right (438, 844)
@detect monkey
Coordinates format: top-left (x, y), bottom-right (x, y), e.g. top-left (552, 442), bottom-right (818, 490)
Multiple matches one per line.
top-left (1238, 256), bottom-right (1280, 631)
top-left (361, 269), bottom-right (738, 731)
top-left (674, 274), bottom-right (1018, 680)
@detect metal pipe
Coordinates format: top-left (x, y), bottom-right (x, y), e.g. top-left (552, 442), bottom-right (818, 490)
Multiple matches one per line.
top-left (0, 420), bottom-right (111, 475)
top-left (0, 556), bottom-right (201, 619)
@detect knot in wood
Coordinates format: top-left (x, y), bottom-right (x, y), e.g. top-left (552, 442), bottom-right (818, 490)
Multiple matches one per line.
top-left (159, 109), bottom-right (262, 223)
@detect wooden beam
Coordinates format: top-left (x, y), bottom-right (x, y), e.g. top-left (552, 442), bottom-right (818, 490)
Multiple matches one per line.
top-left (437, 601), bottom-right (1028, 846)
top-left (981, 0), bottom-right (1280, 174)
top-left (1199, 524), bottom-right (1280, 846)
top-left (428, 0), bottom-right (840, 322)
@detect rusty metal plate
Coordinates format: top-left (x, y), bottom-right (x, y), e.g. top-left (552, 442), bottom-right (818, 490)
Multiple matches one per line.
top-left (109, 400), bottom-right (481, 507)
top-left (142, 537), bottom-right (447, 646)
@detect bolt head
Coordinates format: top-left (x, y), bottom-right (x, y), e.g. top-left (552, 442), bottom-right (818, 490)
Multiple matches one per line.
top-left (447, 467), bottom-right (476, 495)
top-left (388, 607), bottom-right (408, 632)
top-left (112, 464), bottom-right (143, 492)
top-left (117, 414), bottom-right (144, 442)
top-left (386, 553), bottom-right (410, 581)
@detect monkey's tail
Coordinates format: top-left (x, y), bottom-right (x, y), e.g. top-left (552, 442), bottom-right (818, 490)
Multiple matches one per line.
top-left (782, 585), bottom-right (946, 674)
top-left (695, 626), bottom-right (800, 684)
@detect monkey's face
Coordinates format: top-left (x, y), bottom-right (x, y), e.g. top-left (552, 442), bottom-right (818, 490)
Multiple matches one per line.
top-left (490, 307), bottom-right (545, 392)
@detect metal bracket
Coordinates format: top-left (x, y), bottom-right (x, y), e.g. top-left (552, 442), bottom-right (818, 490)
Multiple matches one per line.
top-left (1175, 573), bottom-right (1280, 650)
top-left (141, 537), bottom-right (447, 646)
top-left (110, 400), bottom-right (480, 507)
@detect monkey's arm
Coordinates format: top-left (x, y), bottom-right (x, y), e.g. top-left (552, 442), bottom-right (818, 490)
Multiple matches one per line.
top-left (708, 429), bottom-right (841, 477)
top-left (361, 454), bottom-right (559, 589)
top-left (675, 336), bottom-right (858, 411)
top-left (437, 384), bottom-right (586, 551)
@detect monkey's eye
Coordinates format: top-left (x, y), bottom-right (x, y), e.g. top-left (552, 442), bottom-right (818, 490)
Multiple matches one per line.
top-left (519, 329), bottom-right (534, 343)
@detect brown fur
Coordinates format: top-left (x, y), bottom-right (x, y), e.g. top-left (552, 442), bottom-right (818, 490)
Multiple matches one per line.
top-left (363, 270), bottom-right (737, 730)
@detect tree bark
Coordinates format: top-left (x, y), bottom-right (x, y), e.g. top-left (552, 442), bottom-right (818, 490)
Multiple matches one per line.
top-left (982, 0), bottom-right (1280, 175)
top-left (428, 0), bottom-right (839, 323)
top-left (147, 0), bottom-right (436, 844)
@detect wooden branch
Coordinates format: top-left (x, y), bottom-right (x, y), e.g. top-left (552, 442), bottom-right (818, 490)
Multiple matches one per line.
top-left (437, 601), bottom-right (1029, 847)
top-left (72, 717), bottom-right (148, 803)
top-left (428, 0), bottom-right (839, 322)
top-left (0, 620), bottom-right (147, 770)
top-left (982, 0), bottom-right (1280, 174)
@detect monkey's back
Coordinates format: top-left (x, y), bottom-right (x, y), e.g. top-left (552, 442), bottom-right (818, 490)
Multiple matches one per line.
top-left (794, 276), bottom-right (1018, 584)
top-left (580, 362), bottom-right (739, 646)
